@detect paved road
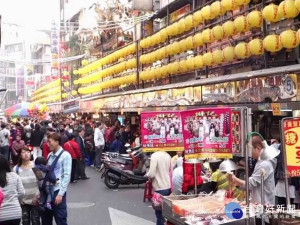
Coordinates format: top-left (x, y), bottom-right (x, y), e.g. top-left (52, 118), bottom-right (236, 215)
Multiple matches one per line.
top-left (66, 167), bottom-right (156, 225)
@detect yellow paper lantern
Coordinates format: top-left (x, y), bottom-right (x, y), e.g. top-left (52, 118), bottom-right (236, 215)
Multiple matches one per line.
top-left (223, 46), bottom-right (235, 62)
top-left (63, 82), bottom-right (70, 87)
top-left (159, 47), bottom-right (168, 59)
top-left (234, 16), bottom-right (249, 33)
top-left (186, 57), bottom-right (195, 70)
top-left (280, 29), bottom-right (298, 49)
top-left (179, 60), bottom-right (188, 72)
top-left (193, 10), bottom-right (204, 26)
top-left (235, 0), bottom-right (250, 6)
top-left (82, 59), bottom-right (88, 66)
top-left (166, 25), bottom-right (174, 36)
top-left (171, 22), bottom-right (179, 36)
top-left (184, 15), bottom-right (194, 31)
top-left (223, 21), bottom-right (236, 37)
top-left (73, 80), bottom-right (79, 85)
top-left (263, 4), bottom-right (282, 22)
top-left (73, 70), bottom-right (78, 75)
top-left (296, 0), bottom-right (300, 11)
top-left (160, 66), bottom-right (168, 77)
top-left (193, 33), bottom-right (203, 47)
top-left (212, 27), bottom-right (223, 42)
top-left (194, 55), bottom-right (204, 69)
top-left (179, 39), bottom-right (188, 52)
top-left (264, 35), bottom-right (283, 52)
top-left (297, 29), bottom-right (300, 44)
top-left (221, 0), bottom-right (238, 12)
top-left (235, 42), bottom-right (250, 59)
top-left (279, 0), bottom-right (299, 19)
top-left (166, 44), bottom-right (174, 55)
top-left (71, 90), bottom-right (78, 96)
top-left (248, 39), bottom-right (264, 55)
top-left (170, 62), bottom-right (180, 75)
top-left (62, 93), bottom-right (68, 98)
top-left (153, 33), bottom-right (162, 45)
top-left (178, 19), bottom-right (186, 34)
top-left (212, 49), bottom-right (223, 64)
top-left (247, 11), bottom-right (263, 28)
top-left (172, 41), bottom-right (181, 54)
top-left (201, 29), bottom-right (214, 43)
top-left (211, 1), bottom-right (224, 18)
top-left (160, 28), bottom-right (168, 41)
top-left (203, 52), bottom-right (214, 66)
top-left (185, 36), bottom-right (194, 50)
top-left (201, 5), bottom-right (212, 20)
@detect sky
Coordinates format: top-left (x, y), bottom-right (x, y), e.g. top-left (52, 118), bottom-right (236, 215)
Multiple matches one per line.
top-left (0, 0), bottom-right (60, 30)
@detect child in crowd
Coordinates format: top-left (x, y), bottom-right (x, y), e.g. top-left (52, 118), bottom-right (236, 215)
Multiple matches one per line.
top-left (33, 157), bottom-right (55, 210)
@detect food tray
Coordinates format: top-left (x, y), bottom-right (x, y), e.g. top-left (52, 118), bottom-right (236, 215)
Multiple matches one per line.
top-left (162, 194), bottom-right (206, 225)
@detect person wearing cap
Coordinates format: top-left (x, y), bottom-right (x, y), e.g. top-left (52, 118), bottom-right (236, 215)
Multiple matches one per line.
top-left (209, 159), bottom-right (230, 192)
top-left (230, 135), bottom-right (276, 205)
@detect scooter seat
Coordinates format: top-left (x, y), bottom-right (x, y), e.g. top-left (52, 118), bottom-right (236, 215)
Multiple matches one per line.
top-left (114, 157), bottom-right (133, 165)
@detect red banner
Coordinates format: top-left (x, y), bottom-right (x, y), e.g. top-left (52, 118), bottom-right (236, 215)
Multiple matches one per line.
top-left (181, 107), bottom-right (233, 159)
top-left (283, 118), bottom-right (300, 177)
top-left (141, 111), bottom-right (183, 152)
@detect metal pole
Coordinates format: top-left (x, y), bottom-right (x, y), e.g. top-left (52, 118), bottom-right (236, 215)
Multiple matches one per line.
top-left (194, 163), bottom-right (197, 194)
top-left (245, 108), bottom-right (251, 225)
top-left (281, 118), bottom-right (291, 206)
top-left (261, 170), bottom-right (265, 225)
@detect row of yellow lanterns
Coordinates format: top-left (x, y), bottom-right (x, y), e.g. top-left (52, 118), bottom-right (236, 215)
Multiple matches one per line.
top-left (78, 74), bottom-right (137, 95)
top-left (139, 0), bottom-right (300, 51)
top-left (75, 58), bottom-right (137, 85)
top-left (262, 0), bottom-right (300, 22)
top-left (140, 0), bottom-right (253, 49)
top-left (33, 79), bottom-right (61, 96)
top-left (32, 86), bottom-right (61, 101)
top-left (140, 10), bottom-right (263, 64)
top-left (140, 30), bottom-right (300, 81)
top-left (35, 93), bottom-right (63, 104)
top-left (77, 43), bottom-right (136, 75)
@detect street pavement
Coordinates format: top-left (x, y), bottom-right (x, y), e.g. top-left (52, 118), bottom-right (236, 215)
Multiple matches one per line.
top-left (66, 167), bottom-right (156, 225)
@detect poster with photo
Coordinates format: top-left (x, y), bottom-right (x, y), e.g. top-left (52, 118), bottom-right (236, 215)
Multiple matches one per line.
top-left (181, 107), bottom-right (233, 159)
top-left (141, 111), bottom-right (184, 152)
top-left (232, 110), bottom-right (242, 156)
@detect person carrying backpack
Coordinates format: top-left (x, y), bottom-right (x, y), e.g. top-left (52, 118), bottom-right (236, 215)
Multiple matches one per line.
top-left (40, 133), bottom-right (72, 225)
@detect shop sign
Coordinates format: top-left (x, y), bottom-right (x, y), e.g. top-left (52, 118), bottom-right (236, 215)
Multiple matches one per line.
top-left (169, 5), bottom-right (190, 23)
top-left (202, 82), bottom-right (235, 104)
top-left (271, 103), bottom-right (281, 116)
top-left (141, 111), bottom-right (183, 152)
top-left (181, 107), bottom-right (233, 159)
top-left (283, 118), bottom-right (300, 177)
top-left (236, 74), bottom-right (297, 103)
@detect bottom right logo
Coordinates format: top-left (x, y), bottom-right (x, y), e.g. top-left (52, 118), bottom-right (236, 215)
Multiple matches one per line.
top-left (224, 202), bottom-right (244, 219)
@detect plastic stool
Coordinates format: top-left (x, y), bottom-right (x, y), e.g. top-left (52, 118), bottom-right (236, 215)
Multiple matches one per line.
top-left (143, 181), bottom-right (153, 202)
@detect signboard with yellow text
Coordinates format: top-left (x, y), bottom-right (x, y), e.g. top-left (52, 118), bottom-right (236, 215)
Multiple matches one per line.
top-left (283, 118), bottom-right (300, 177)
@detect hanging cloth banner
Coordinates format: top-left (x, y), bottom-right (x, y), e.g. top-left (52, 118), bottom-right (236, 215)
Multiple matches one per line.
top-left (181, 107), bottom-right (233, 159)
top-left (141, 111), bottom-right (184, 152)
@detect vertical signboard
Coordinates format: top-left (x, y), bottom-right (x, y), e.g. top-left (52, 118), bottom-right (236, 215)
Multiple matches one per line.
top-left (181, 107), bottom-right (233, 159)
top-left (51, 21), bottom-right (59, 80)
top-left (282, 118), bottom-right (300, 177)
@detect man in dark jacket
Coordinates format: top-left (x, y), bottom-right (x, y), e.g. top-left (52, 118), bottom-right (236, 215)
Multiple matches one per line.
top-left (30, 124), bottom-right (44, 160)
top-left (59, 124), bottom-right (69, 147)
top-left (75, 128), bottom-right (89, 180)
top-left (120, 125), bottom-right (132, 154)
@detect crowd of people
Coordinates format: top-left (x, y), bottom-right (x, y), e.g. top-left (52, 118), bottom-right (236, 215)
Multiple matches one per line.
top-left (0, 116), bottom-right (141, 225)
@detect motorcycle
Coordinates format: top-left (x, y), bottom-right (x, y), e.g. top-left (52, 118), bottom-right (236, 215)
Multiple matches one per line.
top-left (100, 145), bottom-right (149, 189)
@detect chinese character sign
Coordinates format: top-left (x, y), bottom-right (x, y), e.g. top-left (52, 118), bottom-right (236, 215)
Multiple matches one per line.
top-left (283, 118), bottom-right (300, 177)
top-left (181, 107), bottom-right (233, 159)
top-left (141, 111), bottom-right (183, 152)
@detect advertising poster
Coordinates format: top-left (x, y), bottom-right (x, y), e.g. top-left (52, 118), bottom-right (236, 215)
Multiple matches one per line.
top-left (283, 118), bottom-right (300, 177)
top-left (141, 111), bottom-right (183, 152)
top-left (181, 108), bottom-right (233, 159)
top-left (232, 110), bottom-right (243, 156)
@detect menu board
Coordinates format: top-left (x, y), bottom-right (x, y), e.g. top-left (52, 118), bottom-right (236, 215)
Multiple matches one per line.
top-left (181, 107), bottom-right (233, 159)
top-left (283, 118), bottom-right (300, 177)
top-left (141, 111), bottom-right (184, 152)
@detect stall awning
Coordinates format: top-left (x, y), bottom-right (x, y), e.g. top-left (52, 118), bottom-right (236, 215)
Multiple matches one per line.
top-left (63, 106), bottom-right (79, 114)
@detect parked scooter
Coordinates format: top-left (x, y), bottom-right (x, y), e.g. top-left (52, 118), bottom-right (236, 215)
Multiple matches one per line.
top-left (100, 145), bottom-right (149, 189)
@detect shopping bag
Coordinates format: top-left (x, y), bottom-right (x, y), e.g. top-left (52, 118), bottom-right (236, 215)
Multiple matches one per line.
top-left (151, 192), bottom-right (163, 210)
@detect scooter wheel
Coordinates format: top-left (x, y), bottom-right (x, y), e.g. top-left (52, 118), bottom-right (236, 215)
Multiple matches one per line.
top-left (104, 175), bottom-right (120, 189)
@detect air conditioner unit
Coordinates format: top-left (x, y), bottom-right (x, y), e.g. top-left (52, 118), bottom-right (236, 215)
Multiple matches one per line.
top-left (133, 0), bottom-right (153, 11)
